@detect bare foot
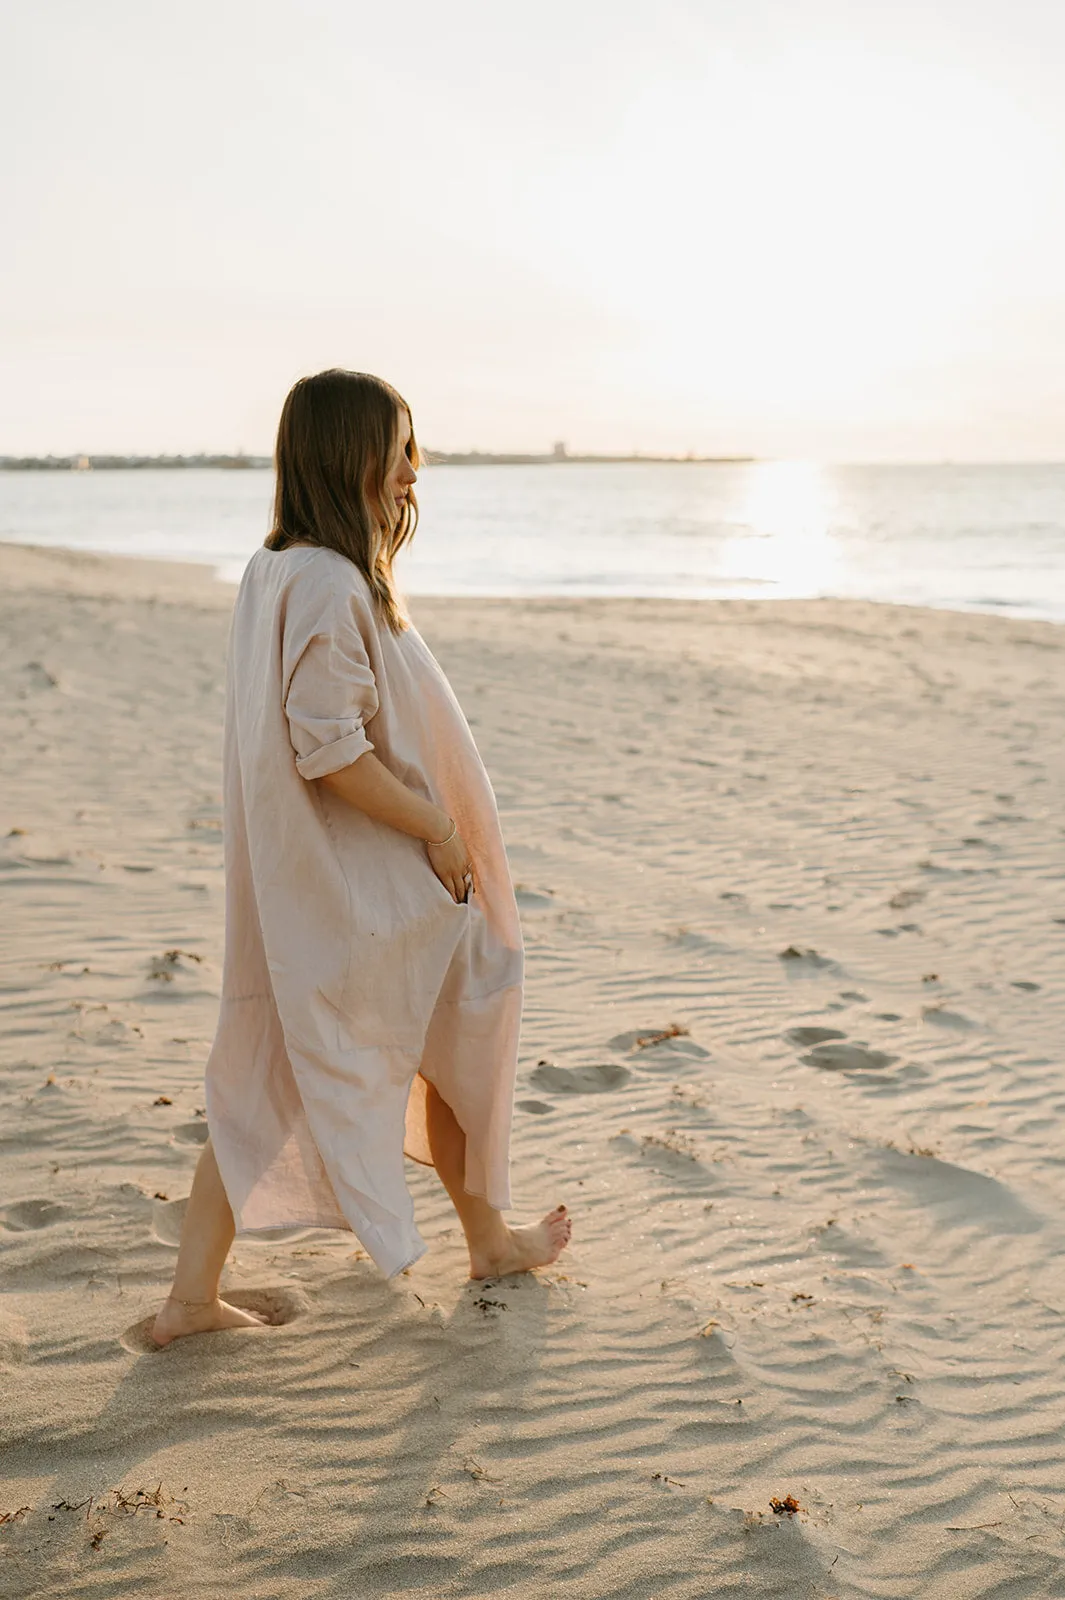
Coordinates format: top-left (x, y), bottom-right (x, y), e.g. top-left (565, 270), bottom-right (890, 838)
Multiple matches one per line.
top-left (469, 1205), bottom-right (572, 1279)
top-left (150, 1296), bottom-right (268, 1348)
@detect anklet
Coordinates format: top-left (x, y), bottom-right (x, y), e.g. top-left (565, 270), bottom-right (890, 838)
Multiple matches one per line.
top-left (167, 1293), bottom-right (218, 1310)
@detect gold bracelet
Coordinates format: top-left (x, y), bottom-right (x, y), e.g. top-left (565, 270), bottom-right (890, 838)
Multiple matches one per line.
top-left (427, 818), bottom-right (457, 847)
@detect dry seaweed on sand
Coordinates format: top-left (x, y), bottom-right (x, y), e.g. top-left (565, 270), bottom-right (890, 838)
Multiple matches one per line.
top-left (632, 1023), bottom-right (690, 1049)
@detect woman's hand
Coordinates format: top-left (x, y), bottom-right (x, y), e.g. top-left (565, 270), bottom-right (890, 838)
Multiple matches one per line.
top-left (426, 824), bottom-right (472, 903)
top-left (319, 759), bottom-right (473, 902)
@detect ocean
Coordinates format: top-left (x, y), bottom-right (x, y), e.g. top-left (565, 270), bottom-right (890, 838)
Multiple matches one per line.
top-left (1, 460), bottom-right (1063, 623)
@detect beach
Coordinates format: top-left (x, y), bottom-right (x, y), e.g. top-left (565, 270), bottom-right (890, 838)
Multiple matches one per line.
top-left (2, 538), bottom-right (1064, 1598)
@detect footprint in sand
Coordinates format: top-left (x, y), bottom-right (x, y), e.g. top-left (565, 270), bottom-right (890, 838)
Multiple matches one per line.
top-left (921, 1005), bottom-right (980, 1031)
top-left (120, 1287), bottom-right (310, 1354)
top-left (664, 928), bottom-right (734, 955)
top-left (151, 1195), bottom-right (188, 1245)
top-left (874, 1149), bottom-right (1041, 1236)
top-left (186, 813), bottom-right (223, 843)
top-left (800, 1042), bottom-right (899, 1074)
top-left (18, 660), bottom-right (60, 692)
top-left (76, 1014), bottom-right (142, 1047)
top-left (778, 945), bottom-right (837, 970)
top-left (785, 1026), bottom-right (847, 1047)
top-left (517, 1099), bottom-right (555, 1115)
top-left (173, 1120), bottom-right (210, 1146)
top-left (530, 1061), bottom-right (632, 1094)
top-left (3, 840), bottom-right (74, 868)
top-left (515, 886), bottom-right (556, 911)
top-left (888, 888), bottom-right (927, 910)
top-left (0, 1198), bottom-right (71, 1231)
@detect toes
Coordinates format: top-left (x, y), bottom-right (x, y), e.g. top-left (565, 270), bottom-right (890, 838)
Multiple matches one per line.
top-left (547, 1214), bottom-right (572, 1249)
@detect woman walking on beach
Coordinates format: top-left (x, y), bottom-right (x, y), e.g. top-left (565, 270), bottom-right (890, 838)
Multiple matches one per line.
top-left (152, 370), bottom-right (571, 1347)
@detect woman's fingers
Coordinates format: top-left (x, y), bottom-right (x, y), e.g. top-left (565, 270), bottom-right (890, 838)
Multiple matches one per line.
top-left (428, 858), bottom-right (465, 901)
top-left (425, 829), bottom-right (474, 900)
top-left (426, 827), bottom-right (473, 902)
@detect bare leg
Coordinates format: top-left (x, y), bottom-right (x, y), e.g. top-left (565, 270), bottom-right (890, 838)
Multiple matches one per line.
top-left (150, 1138), bottom-right (266, 1347)
top-left (424, 1082), bottom-right (572, 1278)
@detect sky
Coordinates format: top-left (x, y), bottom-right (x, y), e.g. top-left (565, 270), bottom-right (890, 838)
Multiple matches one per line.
top-left (2, 0), bottom-right (1064, 460)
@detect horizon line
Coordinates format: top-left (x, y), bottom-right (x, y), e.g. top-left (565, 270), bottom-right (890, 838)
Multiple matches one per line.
top-left (4, 451), bottom-right (1065, 470)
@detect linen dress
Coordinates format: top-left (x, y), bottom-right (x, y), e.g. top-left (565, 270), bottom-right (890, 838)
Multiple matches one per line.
top-left (203, 543), bottom-right (524, 1277)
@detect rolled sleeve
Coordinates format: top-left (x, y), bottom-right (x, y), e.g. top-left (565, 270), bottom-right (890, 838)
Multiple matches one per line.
top-left (284, 592), bottom-right (380, 780)
top-left (293, 721), bottom-right (374, 780)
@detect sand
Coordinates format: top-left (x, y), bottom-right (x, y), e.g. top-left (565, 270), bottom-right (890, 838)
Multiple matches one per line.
top-left (1, 537), bottom-right (1064, 1599)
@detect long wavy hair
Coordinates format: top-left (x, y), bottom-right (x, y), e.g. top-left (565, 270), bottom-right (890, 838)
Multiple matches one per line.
top-left (265, 369), bottom-right (420, 633)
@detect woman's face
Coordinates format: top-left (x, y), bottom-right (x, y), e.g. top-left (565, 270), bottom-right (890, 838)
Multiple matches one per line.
top-left (385, 407), bottom-right (417, 520)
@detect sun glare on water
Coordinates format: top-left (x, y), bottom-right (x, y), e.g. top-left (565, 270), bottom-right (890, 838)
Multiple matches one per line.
top-left (718, 462), bottom-right (841, 597)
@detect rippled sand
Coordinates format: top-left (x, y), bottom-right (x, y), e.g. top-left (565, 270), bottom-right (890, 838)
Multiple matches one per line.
top-left (1, 540), bottom-right (1064, 1598)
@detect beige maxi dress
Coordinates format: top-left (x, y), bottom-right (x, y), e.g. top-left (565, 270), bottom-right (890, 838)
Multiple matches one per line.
top-left (203, 543), bottom-right (524, 1277)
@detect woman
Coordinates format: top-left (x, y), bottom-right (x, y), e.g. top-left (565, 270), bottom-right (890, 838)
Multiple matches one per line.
top-left (152, 369), bottom-right (571, 1347)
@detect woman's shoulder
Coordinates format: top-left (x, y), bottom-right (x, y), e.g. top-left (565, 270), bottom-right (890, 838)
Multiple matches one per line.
top-left (257, 540), bottom-right (347, 571)
top-left (260, 542), bottom-right (372, 595)
top-left (258, 544), bottom-right (381, 638)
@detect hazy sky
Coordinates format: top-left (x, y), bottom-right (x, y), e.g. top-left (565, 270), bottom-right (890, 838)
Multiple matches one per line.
top-left (3, 0), bottom-right (1064, 458)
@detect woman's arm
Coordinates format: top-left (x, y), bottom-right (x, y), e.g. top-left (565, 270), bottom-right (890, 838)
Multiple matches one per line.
top-left (320, 752), bottom-right (447, 840)
top-left (319, 754), bottom-right (470, 901)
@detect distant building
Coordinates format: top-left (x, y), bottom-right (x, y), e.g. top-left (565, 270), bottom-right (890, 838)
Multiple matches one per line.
top-left (552, 441), bottom-right (568, 460)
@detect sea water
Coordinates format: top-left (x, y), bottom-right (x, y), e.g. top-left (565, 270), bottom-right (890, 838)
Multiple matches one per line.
top-left (1, 460), bottom-right (1062, 623)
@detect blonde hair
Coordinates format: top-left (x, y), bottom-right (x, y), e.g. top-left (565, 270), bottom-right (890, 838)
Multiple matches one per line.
top-left (265, 369), bottom-right (421, 633)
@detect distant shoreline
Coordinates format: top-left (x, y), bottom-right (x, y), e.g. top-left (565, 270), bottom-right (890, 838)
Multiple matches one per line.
top-left (0, 454), bottom-right (271, 472)
top-left (0, 450), bottom-right (755, 472)
top-left (425, 450), bottom-right (755, 466)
